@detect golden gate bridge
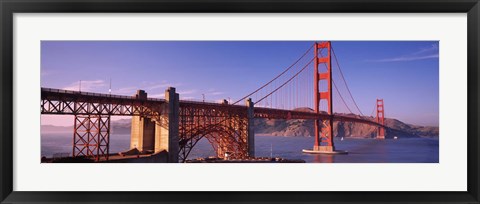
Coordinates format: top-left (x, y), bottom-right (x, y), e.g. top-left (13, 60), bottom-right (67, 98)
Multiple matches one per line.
top-left (41, 41), bottom-right (387, 163)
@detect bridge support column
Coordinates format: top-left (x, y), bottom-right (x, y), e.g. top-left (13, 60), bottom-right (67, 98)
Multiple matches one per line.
top-left (154, 120), bottom-right (167, 153)
top-left (246, 98), bottom-right (255, 157)
top-left (130, 90), bottom-right (155, 152)
top-left (154, 87), bottom-right (179, 163)
top-left (129, 88), bottom-right (179, 162)
top-left (130, 116), bottom-right (155, 152)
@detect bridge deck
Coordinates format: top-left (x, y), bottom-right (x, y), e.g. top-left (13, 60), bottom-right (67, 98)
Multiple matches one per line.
top-left (41, 88), bottom-right (383, 127)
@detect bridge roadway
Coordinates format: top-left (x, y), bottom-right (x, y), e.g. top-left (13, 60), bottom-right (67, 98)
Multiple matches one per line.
top-left (41, 88), bottom-right (383, 127)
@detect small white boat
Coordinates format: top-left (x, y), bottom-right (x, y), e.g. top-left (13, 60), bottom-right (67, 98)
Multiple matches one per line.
top-left (341, 137), bottom-right (344, 141)
top-left (394, 136), bottom-right (398, 140)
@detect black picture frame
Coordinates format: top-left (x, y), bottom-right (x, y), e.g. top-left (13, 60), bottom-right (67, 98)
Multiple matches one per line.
top-left (1, 0), bottom-right (479, 203)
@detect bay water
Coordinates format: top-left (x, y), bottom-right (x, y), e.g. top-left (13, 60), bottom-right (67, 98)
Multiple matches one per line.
top-left (41, 133), bottom-right (439, 163)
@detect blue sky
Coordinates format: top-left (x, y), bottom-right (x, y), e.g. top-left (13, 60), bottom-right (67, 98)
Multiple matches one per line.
top-left (41, 41), bottom-right (439, 126)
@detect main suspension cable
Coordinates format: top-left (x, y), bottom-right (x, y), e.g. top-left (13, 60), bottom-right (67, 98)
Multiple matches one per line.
top-left (255, 58), bottom-right (314, 105)
top-left (233, 44), bottom-right (314, 105)
top-left (332, 46), bottom-right (364, 116)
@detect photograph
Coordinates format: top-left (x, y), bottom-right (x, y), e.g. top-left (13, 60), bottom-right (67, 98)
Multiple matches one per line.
top-left (2, 0), bottom-right (477, 202)
top-left (40, 41), bottom-right (439, 163)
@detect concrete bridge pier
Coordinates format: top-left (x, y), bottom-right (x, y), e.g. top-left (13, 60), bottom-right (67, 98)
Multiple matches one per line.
top-left (130, 90), bottom-right (155, 152)
top-left (154, 87), bottom-right (179, 163)
top-left (130, 116), bottom-right (155, 152)
top-left (129, 88), bottom-right (180, 163)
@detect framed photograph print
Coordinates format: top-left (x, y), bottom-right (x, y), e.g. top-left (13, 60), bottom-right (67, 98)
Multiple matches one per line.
top-left (1, 0), bottom-right (479, 203)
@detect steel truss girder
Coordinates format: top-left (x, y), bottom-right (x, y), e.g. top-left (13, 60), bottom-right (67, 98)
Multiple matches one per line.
top-left (41, 92), bottom-right (164, 117)
top-left (73, 115), bottom-right (110, 161)
top-left (178, 105), bottom-right (249, 162)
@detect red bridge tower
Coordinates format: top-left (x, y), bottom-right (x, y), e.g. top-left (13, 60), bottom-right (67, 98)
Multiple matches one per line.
top-left (376, 99), bottom-right (385, 139)
top-left (303, 41), bottom-right (347, 154)
top-left (313, 42), bottom-right (334, 152)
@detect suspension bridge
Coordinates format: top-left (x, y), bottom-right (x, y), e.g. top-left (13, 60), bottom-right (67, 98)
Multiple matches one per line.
top-left (41, 41), bottom-right (387, 163)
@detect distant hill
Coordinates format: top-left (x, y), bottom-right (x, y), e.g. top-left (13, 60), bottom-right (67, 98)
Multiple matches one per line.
top-left (255, 108), bottom-right (439, 138)
top-left (41, 125), bottom-right (73, 133)
top-left (41, 118), bottom-right (132, 134)
top-left (42, 112), bottom-right (438, 138)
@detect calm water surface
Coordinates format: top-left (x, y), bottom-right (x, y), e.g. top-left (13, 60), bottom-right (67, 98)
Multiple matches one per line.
top-left (42, 133), bottom-right (439, 163)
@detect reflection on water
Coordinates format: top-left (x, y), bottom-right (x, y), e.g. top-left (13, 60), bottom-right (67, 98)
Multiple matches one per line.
top-left (42, 133), bottom-right (439, 163)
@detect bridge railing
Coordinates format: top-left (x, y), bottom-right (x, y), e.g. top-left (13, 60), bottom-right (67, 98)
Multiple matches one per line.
top-left (179, 98), bottom-right (248, 107)
top-left (41, 87), bottom-right (165, 102)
